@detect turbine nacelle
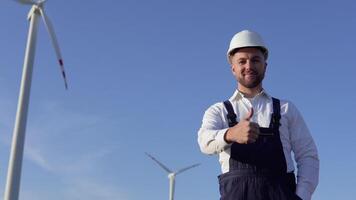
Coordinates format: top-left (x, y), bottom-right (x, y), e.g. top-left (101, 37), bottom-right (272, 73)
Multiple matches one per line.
top-left (168, 173), bottom-right (176, 179)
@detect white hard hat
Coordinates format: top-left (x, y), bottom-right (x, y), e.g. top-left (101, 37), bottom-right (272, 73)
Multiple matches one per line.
top-left (227, 30), bottom-right (268, 60)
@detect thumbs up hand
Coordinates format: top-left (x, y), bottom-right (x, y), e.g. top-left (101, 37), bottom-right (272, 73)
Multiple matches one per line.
top-left (224, 108), bottom-right (260, 144)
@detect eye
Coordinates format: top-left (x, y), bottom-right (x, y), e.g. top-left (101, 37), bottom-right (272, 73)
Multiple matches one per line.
top-left (252, 58), bottom-right (261, 64)
top-left (238, 60), bottom-right (246, 65)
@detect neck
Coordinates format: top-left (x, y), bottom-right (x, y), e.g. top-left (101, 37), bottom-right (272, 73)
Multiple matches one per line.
top-left (238, 85), bottom-right (263, 98)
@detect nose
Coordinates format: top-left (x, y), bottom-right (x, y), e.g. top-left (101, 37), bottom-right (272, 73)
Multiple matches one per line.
top-left (245, 60), bottom-right (254, 70)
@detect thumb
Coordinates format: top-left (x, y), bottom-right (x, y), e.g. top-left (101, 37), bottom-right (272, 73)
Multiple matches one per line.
top-left (244, 108), bottom-right (254, 121)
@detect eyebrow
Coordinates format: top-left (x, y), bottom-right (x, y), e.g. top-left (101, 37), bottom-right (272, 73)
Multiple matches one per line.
top-left (251, 56), bottom-right (263, 60)
top-left (237, 56), bottom-right (263, 60)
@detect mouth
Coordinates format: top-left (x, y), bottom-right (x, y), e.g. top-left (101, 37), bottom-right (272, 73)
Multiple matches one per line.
top-left (243, 72), bottom-right (257, 79)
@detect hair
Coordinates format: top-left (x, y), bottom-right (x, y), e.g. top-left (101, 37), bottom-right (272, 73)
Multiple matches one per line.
top-left (229, 47), bottom-right (268, 60)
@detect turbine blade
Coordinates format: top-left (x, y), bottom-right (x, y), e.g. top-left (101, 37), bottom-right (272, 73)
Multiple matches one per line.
top-left (38, 7), bottom-right (68, 89)
top-left (175, 163), bottom-right (200, 175)
top-left (145, 152), bottom-right (172, 173)
top-left (14, 0), bottom-right (37, 5)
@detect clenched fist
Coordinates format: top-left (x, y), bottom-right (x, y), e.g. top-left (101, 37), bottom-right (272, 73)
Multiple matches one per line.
top-left (224, 108), bottom-right (260, 144)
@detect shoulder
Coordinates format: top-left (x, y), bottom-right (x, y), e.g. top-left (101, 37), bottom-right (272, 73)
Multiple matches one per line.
top-left (202, 101), bottom-right (230, 121)
top-left (205, 101), bottom-right (226, 115)
top-left (274, 98), bottom-right (302, 120)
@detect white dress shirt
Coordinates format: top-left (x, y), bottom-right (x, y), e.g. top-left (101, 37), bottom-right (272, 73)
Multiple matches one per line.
top-left (198, 90), bottom-right (319, 200)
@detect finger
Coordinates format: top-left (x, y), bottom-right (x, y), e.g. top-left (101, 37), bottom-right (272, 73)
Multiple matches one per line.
top-left (250, 122), bottom-right (260, 130)
top-left (244, 107), bottom-right (254, 121)
top-left (248, 123), bottom-right (260, 134)
top-left (247, 127), bottom-right (259, 136)
top-left (248, 131), bottom-right (259, 140)
top-left (247, 136), bottom-right (257, 144)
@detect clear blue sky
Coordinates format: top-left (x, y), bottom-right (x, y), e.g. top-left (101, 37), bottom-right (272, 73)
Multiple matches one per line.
top-left (0, 0), bottom-right (356, 199)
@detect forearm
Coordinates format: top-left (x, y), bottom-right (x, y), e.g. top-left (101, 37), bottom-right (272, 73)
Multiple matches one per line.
top-left (296, 156), bottom-right (319, 200)
top-left (198, 103), bottom-right (232, 154)
top-left (198, 128), bottom-right (230, 154)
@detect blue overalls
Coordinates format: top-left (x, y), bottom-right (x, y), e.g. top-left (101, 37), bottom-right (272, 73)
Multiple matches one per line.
top-left (218, 98), bottom-right (302, 200)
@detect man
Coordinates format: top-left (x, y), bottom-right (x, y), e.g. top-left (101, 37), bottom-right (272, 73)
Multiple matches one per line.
top-left (197, 30), bottom-right (319, 200)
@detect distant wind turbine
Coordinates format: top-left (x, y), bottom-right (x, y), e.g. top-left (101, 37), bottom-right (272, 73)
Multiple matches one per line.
top-left (145, 152), bottom-right (200, 200)
top-left (4, 0), bottom-right (68, 200)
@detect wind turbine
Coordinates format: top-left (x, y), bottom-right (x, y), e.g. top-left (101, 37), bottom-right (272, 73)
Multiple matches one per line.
top-left (4, 1), bottom-right (68, 200)
top-left (145, 152), bottom-right (200, 200)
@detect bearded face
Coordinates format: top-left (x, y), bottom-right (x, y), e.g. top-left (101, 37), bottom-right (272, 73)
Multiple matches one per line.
top-left (237, 66), bottom-right (265, 89)
top-left (230, 47), bottom-right (267, 92)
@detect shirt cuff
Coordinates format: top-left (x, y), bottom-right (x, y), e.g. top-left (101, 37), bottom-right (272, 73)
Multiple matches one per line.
top-left (296, 186), bottom-right (312, 200)
top-left (215, 128), bottom-right (231, 151)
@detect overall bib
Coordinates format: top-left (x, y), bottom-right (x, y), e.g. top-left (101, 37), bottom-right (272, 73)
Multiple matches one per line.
top-left (218, 98), bottom-right (302, 200)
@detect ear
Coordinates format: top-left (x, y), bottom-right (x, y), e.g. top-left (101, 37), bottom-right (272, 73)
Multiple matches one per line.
top-left (231, 64), bottom-right (236, 75)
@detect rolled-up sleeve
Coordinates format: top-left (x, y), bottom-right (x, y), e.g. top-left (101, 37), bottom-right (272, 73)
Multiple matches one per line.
top-left (288, 102), bottom-right (319, 200)
top-left (198, 103), bottom-right (231, 155)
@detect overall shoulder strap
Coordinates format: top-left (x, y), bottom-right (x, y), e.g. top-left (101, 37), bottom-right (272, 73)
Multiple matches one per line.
top-left (223, 100), bottom-right (237, 127)
top-left (272, 97), bottom-right (281, 128)
top-left (259, 97), bottom-right (282, 136)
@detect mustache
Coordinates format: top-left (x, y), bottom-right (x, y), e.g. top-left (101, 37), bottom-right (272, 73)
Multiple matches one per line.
top-left (242, 69), bottom-right (258, 75)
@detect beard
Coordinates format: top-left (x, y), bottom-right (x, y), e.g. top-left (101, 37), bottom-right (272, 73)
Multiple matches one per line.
top-left (237, 69), bottom-right (265, 89)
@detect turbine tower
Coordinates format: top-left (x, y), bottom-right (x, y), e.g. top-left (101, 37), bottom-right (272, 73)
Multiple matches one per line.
top-left (145, 152), bottom-right (200, 200)
top-left (5, 1), bottom-right (68, 200)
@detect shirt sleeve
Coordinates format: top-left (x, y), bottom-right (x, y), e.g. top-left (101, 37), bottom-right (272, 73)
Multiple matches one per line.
top-left (288, 102), bottom-right (319, 200)
top-left (197, 103), bottom-right (231, 155)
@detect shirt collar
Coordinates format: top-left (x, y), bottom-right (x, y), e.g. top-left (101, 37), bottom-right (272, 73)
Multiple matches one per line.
top-left (229, 89), bottom-right (271, 101)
